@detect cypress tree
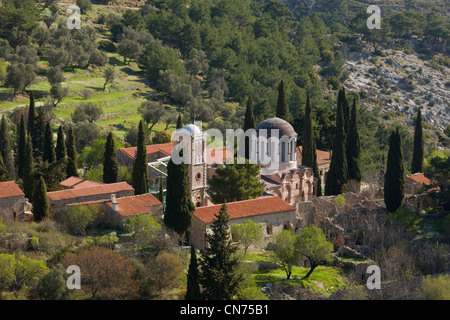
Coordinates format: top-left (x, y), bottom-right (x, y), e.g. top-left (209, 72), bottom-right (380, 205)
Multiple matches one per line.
top-left (103, 132), bottom-right (119, 183)
top-left (43, 122), bottom-right (55, 163)
top-left (384, 128), bottom-right (405, 213)
top-left (158, 173), bottom-right (164, 204)
top-left (28, 91), bottom-right (36, 137)
top-left (176, 113), bottom-right (183, 129)
top-left (55, 125), bottom-right (66, 161)
top-left (0, 116), bottom-right (11, 179)
top-left (32, 176), bottom-right (49, 222)
top-left (311, 136), bottom-right (322, 197)
top-left (32, 109), bottom-right (46, 158)
top-left (302, 91), bottom-right (314, 168)
top-left (17, 115), bottom-right (26, 178)
top-left (0, 153), bottom-right (8, 182)
top-left (23, 135), bottom-right (35, 201)
top-left (337, 88), bottom-right (350, 135)
top-left (164, 153), bottom-right (195, 237)
top-left (276, 80), bottom-right (289, 120)
top-left (243, 96), bottom-right (256, 159)
top-left (185, 246), bottom-right (201, 300)
top-left (132, 120), bottom-right (149, 195)
top-left (65, 126), bottom-right (78, 177)
top-left (325, 92), bottom-right (348, 196)
top-left (411, 107), bottom-right (424, 173)
top-left (199, 202), bottom-right (242, 300)
top-left (346, 97), bottom-right (362, 183)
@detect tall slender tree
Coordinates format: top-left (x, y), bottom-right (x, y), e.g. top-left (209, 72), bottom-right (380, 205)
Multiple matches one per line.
top-left (43, 122), bottom-right (55, 163)
top-left (32, 108), bottom-right (47, 158)
top-left (103, 132), bottom-right (119, 183)
top-left (28, 91), bottom-right (36, 136)
top-left (55, 125), bottom-right (66, 161)
top-left (158, 173), bottom-right (164, 204)
top-left (276, 80), bottom-right (289, 120)
top-left (337, 87), bottom-right (350, 135)
top-left (65, 125), bottom-right (78, 177)
top-left (23, 135), bottom-right (35, 201)
top-left (311, 136), bottom-right (322, 196)
top-left (0, 116), bottom-right (12, 179)
top-left (185, 246), bottom-right (201, 300)
top-left (199, 202), bottom-right (242, 300)
top-left (176, 113), bottom-right (183, 129)
top-left (302, 91), bottom-right (314, 168)
top-left (164, 152), bottom-right (195, 237)
top-left (346, 97), bottom-right (362, 183)
top-left (384, 128), bottom-right (405, 213)
top-left (32, 176), bottom-right (49, 222)
top-left (411, 107), bottom-right (424, 173)
top-left (243, 96), bottom-right (256, 159)
top-left (325, 91), bottom-right (348, 196)
top-left (16, 115), bottom-right (26, 178)
top-left (132, 120), bottom-right (149, 195)
top-left (0, 153), bottom-right (8, 182)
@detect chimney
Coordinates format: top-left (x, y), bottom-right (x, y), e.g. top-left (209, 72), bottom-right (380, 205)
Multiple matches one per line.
top-left (111, 194), bottom-right (119, 212)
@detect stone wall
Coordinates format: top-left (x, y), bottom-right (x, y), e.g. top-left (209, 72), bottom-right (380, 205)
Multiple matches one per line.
top-left (0, 196), bottom-right (26, 221)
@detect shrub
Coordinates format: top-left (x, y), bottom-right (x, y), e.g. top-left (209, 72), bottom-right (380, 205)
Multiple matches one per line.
top-left (54, 204), bottom-right (103, 236)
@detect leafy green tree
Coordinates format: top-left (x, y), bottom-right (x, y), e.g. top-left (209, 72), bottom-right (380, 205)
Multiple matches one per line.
top-left (295, 225), bottom-right (333, 279)
top-left (65, 126), bottom-right (78, 177)
top-left (384, 128), bottom-right (405, 213)
top-left (102, 66), bottom-right (115, 90)
top-left (0, 253), bottom-right (15, 299)
top-left (231, 220), bottom-right (264, 256)
top-left (132, 121), bottom-right (149, 195)
top-left (55, 204), bottom-right (101, 235)
top-left (199, 202), bottom-right (242, 300)
top-left (185, 246), bottom-right (201, 300)
top-left (411, 107), bottom-right (424, 173)
top-left (55, 125), bottom-right (66, 161)
top-left (346, 97), bottom-right (362, 182)
top-left (124, 214), bottom-right (161, 248)
top-left (208, 159), bottom-right (264, 204)
top-left (36, 264), bottom-right (71, 300)
top-left (32, 176), bottom-right (49, 222)
top-left (176, 113), bottom-right (183, 129)
top-left (71, 103), bottom-right (103, 124)
top-left (152, 131), bottom-right (172, 144)
top-left (43, 122), bottom-right (55, 163)
top-left (271, 230), bottom-right (300, 280)
top-left (103, 132), bottom-right (119, 184)
top-left (164, 154), bottom-right (195, 237)
top-left (5, 63), bottom-right (36, 96)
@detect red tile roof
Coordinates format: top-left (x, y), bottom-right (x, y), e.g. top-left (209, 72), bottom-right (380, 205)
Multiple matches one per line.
top-left (118, 143), bottom-right (174, 160)
top-left (47, 182), bottom-right (134, 202)
top-left (0, 181), bottom-right (25, 198)
top-left (60, 177), bottom-right (105, 189)
top-left (297, 146), bottom-right (331, 166)
top-left (105, 193), bottom-right (162, 217)
top-left (406, 173), bottom-right (432, 185)
top-left (194, 196), bottom-right (296, 224)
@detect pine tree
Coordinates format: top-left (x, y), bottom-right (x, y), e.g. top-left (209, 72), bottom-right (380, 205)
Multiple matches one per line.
top-left (55, 125), bottom-right (66, 161)
top-left (32, 176), bottom-right (49, 222)
top-left (411, 107), bottom-right (424, 173)
top-left (164, 153), bottom-right (195, 237)
top-left (176, 113), bottom-right (183, 129)
top-left (0, 153), bottom-right (8, 182)
top-left (325, 91), bottom-right (348, 196)
top-left (132, 120), bottom-right (149, 195)
top-left (16, 115), bottom-right (26, 178)
top-left (276, 80), bottom-right (289, 120)
top-left (346, 97), bottom-right (362, 183)
top-left (23, 135), bottom-right (35, 201)
top-left (43, 122), bottom-right (55, 163)
top-left (103, 132), bottom-right (119, 183)
top-left (0, 116), bottom-right (11, 179)
top-left (185, 246), bottom-right (201, 300)
top-left (302, 91), bottom-right (314, 168)
top-left (65, 126), bottom-right (78, 177)
top-left (384, 128), bottom-right (405, 213)
top-left (199, 202), bottom-right (242, 300)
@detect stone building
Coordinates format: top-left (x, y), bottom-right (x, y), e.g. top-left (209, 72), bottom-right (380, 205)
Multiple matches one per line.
top-left (47, 181), bottom-right (134, 211)
top-left (405, 172), bottom-right (437, 195)
top-left (0, 181), bottom-right (29, 222)
top-left (188, 195), bottom-right (297, 250)
top-left (60, 176), bottom-right (105, 189)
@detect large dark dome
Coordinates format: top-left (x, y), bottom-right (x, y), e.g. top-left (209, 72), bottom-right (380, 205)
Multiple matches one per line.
top-left (256, 117), bottom-right (297, 139)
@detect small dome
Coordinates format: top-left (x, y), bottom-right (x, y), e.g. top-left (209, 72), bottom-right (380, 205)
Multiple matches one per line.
top-left (181, 124), bottom-right (201, 135)
top-left (256, 117), bottom-right (297, 139)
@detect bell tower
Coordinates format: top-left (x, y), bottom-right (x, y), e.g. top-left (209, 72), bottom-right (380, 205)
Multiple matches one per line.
top-left (173, 122), bottom-right (208, 207)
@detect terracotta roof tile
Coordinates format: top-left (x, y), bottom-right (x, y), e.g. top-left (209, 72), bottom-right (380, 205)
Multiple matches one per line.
top-left (105, 193), bottom-right (162, 217)
top-left (118, 143), bottom-right (174, 160)
top-left (194, 196), bottom-right (296, 224)
top-left (47, 182), bottom-right (134, 202)
top-left (406, 173), bottom-right (432, 185)
top-left (0, 181), bottom-right (25, 198)
top-left (297, 146), bottom-right (331, 166)
top-left (60, 177), bottom-right (105, 189)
